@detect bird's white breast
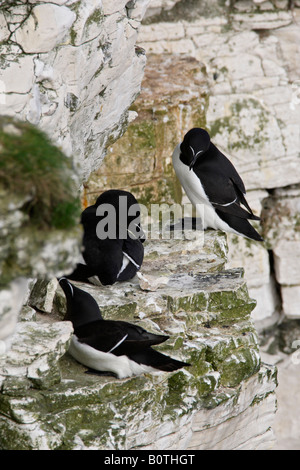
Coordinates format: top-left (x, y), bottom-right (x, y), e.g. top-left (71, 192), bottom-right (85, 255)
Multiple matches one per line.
top-left (172, 144), bottom-right (209, 206)
top-left (68, 335), bottom-right (157, 379)
top-left (172, 144), bottom-right (240, 234)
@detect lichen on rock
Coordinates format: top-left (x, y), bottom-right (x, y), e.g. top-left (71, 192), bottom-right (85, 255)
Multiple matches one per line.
top-left (0, 0), bottom-right (285, 451)
top-left (0, 228), bottom-right (277, 450)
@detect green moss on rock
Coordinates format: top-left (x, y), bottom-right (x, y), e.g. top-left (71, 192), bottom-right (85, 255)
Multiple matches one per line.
top-left (0, 116), bottom-right (80, 230)
top-left (205, 329), bottom-right (260, 388)
top-left (167, 291), bottom-right (208, 313)
top-left (207, 284), bottom-right (256, 324)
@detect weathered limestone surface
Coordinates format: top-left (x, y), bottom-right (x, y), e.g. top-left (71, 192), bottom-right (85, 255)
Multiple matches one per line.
top-left (138, 1), bottom-right (300, 328)
top-left (0, 278), bottom-right (30, 355)
top-left (0, 0), bottom-right (295, 451)
top-left (262, 185), bottom-right (300, 319)
top-left (86, 53), bottom-right (208, 207)
top-left (143, 0), bottom-right (182, 19)
top-left (83, 1), bottom-right (300, 448)
top-left (0, 0), bottom-right (150, 181)
top-left (87, 0), bottom-right (300, 328)
top-left (0, 230), bottom-right (277, 450)
top-left (0, 116), bottom-right (82, 359)
top-left (272, 353), bottom-right (300, 450)
top-left (0, 0), bottom-right (150, 368)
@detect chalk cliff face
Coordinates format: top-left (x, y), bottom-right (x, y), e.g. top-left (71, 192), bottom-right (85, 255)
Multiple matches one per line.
top-left (1, 0), bottom-right (297, 451)
top-left (0, 0), bottom-right (151, 345)
top-left (0, 0), bottom-right (150, 181)
top-left (88, 0), bottom-right (300, 328)
top-left (0, 230), bottom-right (277, 450)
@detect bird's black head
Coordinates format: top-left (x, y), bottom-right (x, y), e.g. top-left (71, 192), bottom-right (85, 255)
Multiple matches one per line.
top-left (180, 128), bottom-right (211, 170)
top-left (92, 189), bottom-right (145, 241)
top-left (94, 189), bottom-right (138, 211)
top-left (58, 277), bottom-right (103, 328)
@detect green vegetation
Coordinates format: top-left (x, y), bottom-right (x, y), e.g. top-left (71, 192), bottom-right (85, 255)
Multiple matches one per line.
top-left (0, 116), bottom-right (80, 230)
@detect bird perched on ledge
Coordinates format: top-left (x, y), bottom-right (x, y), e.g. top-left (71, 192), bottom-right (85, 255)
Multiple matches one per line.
top-left (67, 189), bottom-right (146, 285)
top-left (172, 128), bottom-right (263, 242)
top-left (59, 278), bottom-right (190, 379)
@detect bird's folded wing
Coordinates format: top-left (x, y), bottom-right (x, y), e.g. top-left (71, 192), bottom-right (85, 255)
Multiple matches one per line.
top-left (74, 320), bottom-right (168, 354)
top-left (212, 200), bottom-right (260, 220)
top-left (75, 322), bottom-right (129, 353)
top-left (200, 173), bottom-right (260, 220)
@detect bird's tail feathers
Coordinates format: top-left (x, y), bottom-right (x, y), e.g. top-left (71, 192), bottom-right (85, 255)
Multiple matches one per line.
top-left (243, 209), bottom-right (260, 221)
top-left (216, 209), bottom-right (264, 242)
top-left (130, 348), bottom-right (190, 372)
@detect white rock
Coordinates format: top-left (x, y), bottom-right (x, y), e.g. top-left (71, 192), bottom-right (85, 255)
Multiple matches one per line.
top-left (226, 189), bottom-right (269, 287)
top-left (13, 4), bottom-right (76, 53)
top-left (0, 278), bottom-right (30, 355)
top-left (138, 22), bottom-right (185, 43)
top-left (0, 55), bottom-right (34, 94)
top-left (34, 58), bottom-right (54, 84)
top-left (262, 58), bottom-right (286, 77)
top-left (273, 355), bottom-right (300, 449)
top-left (186, 365), bottom-right (276, 450)
top-left (281, 286), bottom-right (300, 319)
top-left (28, 0), bottom-right (71, 4)
top-left (213, 53), bottom-right (264, 81)
top-left (0, 12), bottom-right (9, 42)
top-left (29, 278), bottom-right (59, 314)
top-left (126, 0), bottom-right (151, 21)
top-left (0, 0), bottom-right (151, 181)
top-left (228, 238), bottom-right (270, 287)
top-left (138, 15), bottom-right (300, 191)
top-left (0, 92), bottom-right (28, 115)
top-left (249, 279), bottom-right (280, 324)
top-left (143, 0), bottom-right (182, 19)
top-left (26, 84), bottom-right (42, 125)
top-left (137, 272), bottom-right (169, 291)
top-left (232, 11), bottom-right (292, 31)
top-left (101, 0), bottom-right (127, 15)
top-left (273, 18), bottom-right (300, 83)
top-left (274, 240), bottom-right (300, 285)
top-left (206, 93), bottom-right (296, 190)
top-left (0, 321), bottom-right (73, 386)
top-left (69, 0), bottom-right (103, 46)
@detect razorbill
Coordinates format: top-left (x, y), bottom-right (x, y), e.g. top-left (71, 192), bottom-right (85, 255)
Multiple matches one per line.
top-left (67, 189), bottom-right (145, 285)
top-left (172, 128), bottom-right (263, 241)
top-left (59, 278), bottom-right (190, 379)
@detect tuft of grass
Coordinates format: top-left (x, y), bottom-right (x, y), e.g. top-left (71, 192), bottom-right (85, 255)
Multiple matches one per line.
top-left (0, 116), bottom-right (81, 230)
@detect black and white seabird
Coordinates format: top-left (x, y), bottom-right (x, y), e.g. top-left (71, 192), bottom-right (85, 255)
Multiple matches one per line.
top-left (68, 189), bottom-right (146, 285)
top-left (172, 128), bottom-right (263, 242)
top-left (59, 278), bottom-right (190, 379)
